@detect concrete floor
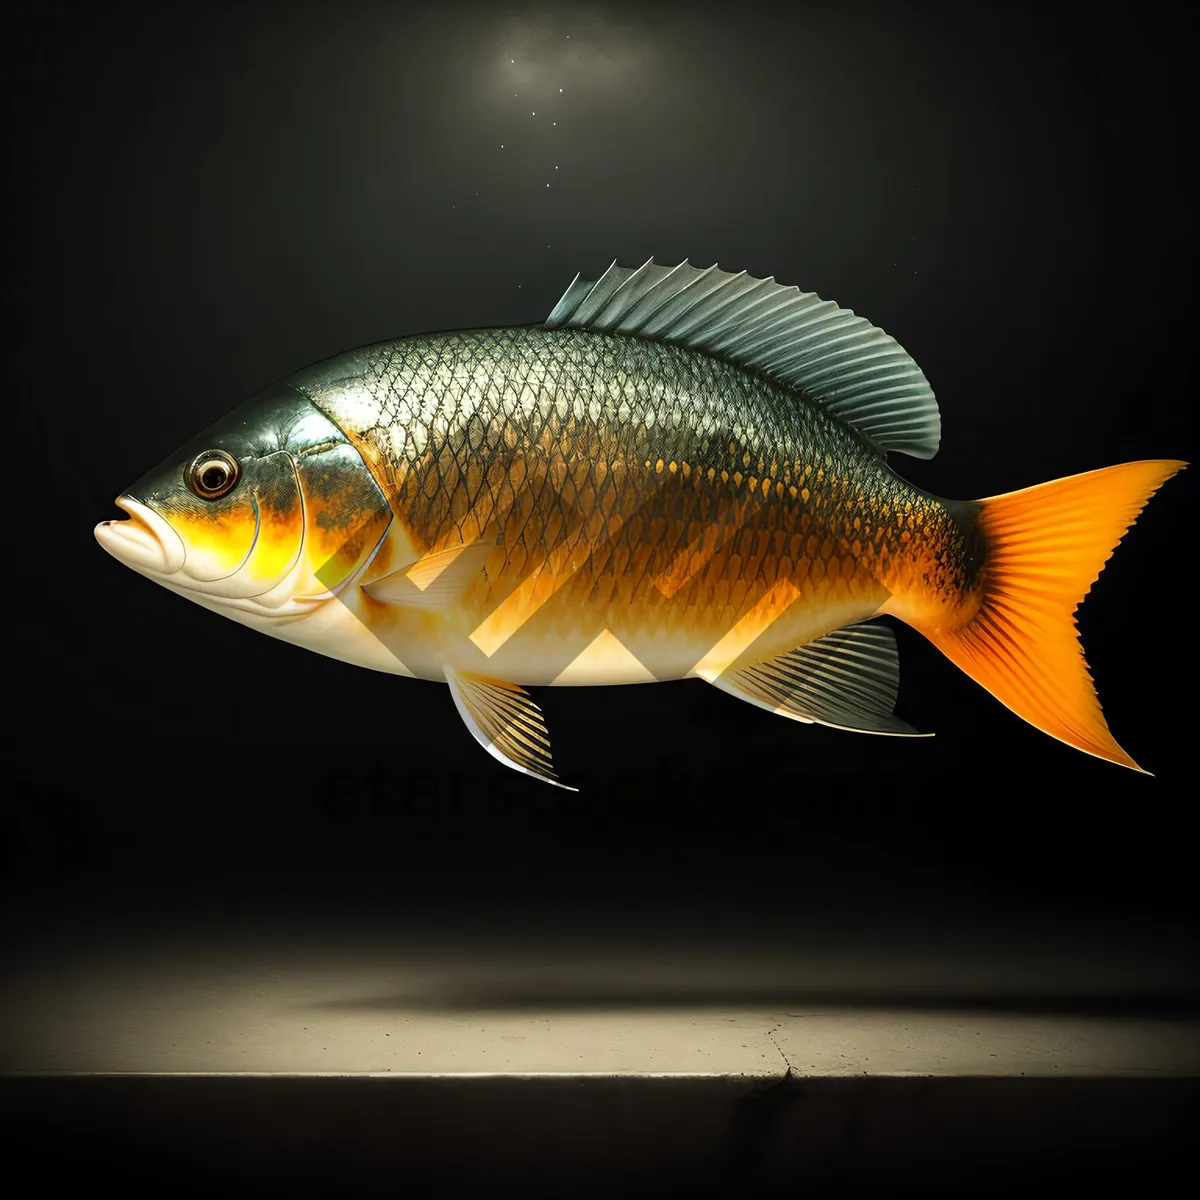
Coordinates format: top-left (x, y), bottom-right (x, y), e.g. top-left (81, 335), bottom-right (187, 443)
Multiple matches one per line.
top-left (4, 964), bottom-right (1198, 1078)
top-left (2, 921), bottom-right (1196, 1191)
top-left (3, 921), bottom-right (1197, 1076)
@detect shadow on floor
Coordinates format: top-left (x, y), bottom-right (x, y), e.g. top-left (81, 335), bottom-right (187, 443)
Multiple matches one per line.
top-left (297, 985), bottom-right (1200, 1016)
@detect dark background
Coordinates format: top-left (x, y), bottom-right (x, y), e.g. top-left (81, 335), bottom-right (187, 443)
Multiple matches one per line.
top-left (4, 1), bottom-right (1195, 992)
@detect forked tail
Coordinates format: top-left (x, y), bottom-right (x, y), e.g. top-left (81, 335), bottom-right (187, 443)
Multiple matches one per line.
top-left (918, 460), bottom-right (1186, 771)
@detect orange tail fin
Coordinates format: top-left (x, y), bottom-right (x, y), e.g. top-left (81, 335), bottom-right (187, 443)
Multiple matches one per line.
top-left (921, 459), bottom-right (1186, 771)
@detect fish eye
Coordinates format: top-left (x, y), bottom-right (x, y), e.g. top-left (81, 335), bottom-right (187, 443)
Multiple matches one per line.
top-left (186, 450), bottom-right (240, 500)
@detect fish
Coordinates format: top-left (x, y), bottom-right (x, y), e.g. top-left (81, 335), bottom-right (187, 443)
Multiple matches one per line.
top-left (95, 258), bottom-right (1185, 788)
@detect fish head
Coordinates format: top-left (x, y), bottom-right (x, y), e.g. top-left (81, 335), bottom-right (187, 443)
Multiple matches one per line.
top-left (95, 383), bottom-right (393, 621)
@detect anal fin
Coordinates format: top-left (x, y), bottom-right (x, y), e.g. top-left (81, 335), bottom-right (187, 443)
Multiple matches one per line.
top-left (444, 667), bottom-right (578, 791)
top-left (702, 621), bottom-right (929, 737)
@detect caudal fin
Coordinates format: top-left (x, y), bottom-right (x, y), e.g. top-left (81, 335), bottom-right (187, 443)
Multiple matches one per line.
top-left (921, 459), bottom-right (1186, 771)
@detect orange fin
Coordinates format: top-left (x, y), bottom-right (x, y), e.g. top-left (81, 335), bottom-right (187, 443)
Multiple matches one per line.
top-left (923, 459), bottom-right (1186, 771)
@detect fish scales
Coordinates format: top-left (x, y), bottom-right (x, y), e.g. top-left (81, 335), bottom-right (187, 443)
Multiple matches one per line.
top-left (292, 326), bottom-right (966, 682)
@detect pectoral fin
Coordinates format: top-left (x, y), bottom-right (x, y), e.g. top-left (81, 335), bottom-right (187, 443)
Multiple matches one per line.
top-left (444, 667), bottom-right (578, 791)
top-left (702, 621), bottom-right (929, 737)
top-left (362, 538), bottom-right (497, 610)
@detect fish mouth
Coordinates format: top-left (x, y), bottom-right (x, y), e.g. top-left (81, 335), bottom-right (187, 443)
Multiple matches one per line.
top-left (94, 495), bottom-right (186, 576)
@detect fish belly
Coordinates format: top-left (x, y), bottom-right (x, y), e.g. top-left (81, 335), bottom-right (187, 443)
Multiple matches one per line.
top-left (340, 461), bottom-right (892, 685)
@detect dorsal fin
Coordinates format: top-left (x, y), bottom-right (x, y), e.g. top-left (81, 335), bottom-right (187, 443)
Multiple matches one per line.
top-left (544, 258), bottom-right (941, 460)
